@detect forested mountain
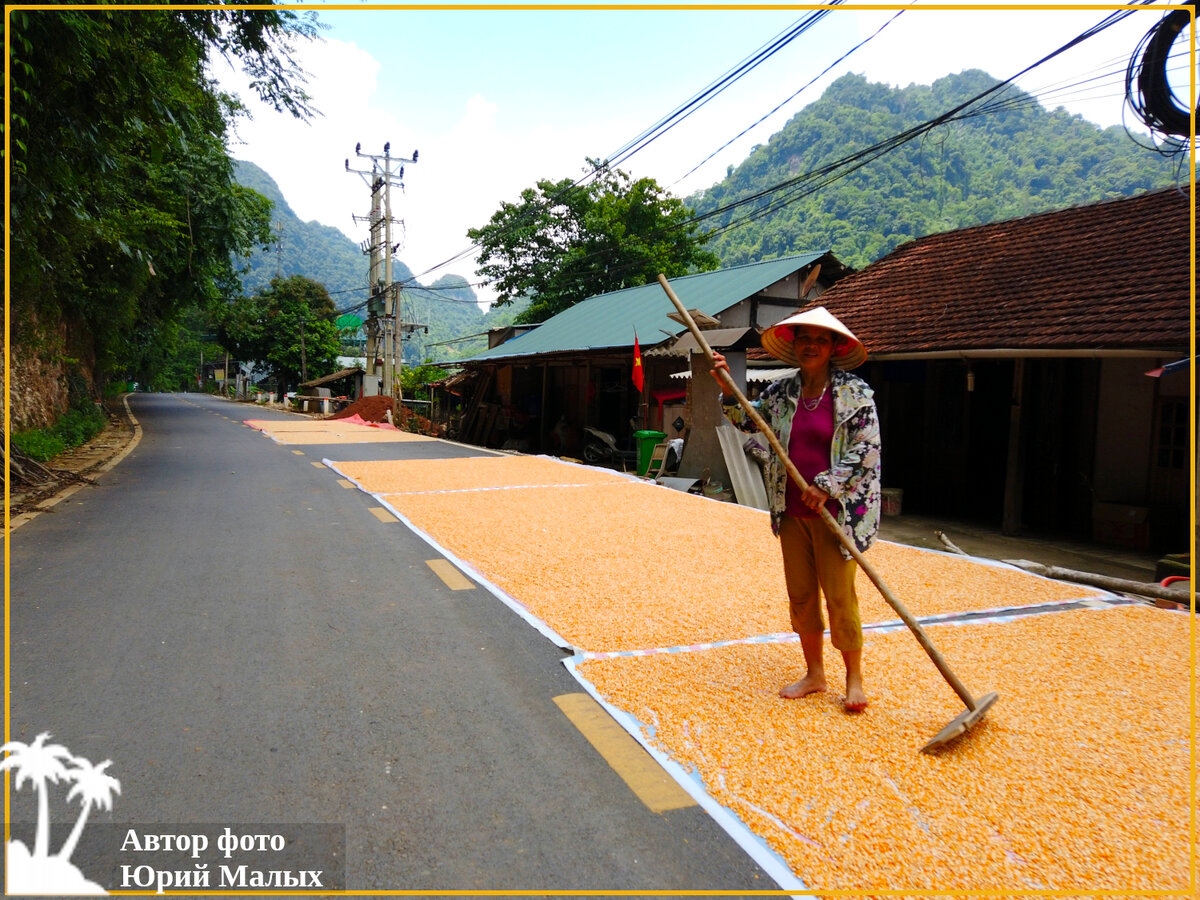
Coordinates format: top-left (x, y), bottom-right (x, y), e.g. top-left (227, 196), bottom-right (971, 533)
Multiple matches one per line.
top-left (232, 69), bottom-right (1180, 365)
top-left (688, 71), bottom-right (1181, 268)
top-left (231, 160), bottom-right (525, 364)
top-left (233, 158), bottom-right (396, 304)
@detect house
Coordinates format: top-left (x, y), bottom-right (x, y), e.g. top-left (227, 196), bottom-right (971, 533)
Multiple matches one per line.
top-left (800, 183), bottom-right (1193, 551)
top-left (453, 252), bottom-right (854, 454)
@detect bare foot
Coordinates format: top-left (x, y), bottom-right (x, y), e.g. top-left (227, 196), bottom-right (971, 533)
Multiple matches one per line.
top-left (843, 684), bottom-right (869, 712)
top-left (779, 674), bottom-right (826, 699)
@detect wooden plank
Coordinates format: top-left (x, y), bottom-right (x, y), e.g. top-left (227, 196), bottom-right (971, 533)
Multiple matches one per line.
top-left (716, 423), bottom-right (768, 510)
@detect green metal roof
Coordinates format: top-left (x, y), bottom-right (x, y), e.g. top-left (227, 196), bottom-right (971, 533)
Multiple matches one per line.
top-left (461, 253), bottom-right (827, 364)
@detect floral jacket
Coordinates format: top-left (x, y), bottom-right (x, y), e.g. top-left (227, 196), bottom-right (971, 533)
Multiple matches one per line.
top-left (751, 368), bottom-right (882, 557)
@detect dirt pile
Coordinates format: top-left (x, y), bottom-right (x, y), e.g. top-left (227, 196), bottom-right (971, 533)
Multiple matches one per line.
top-left (328, 395), bottom-right (394, 423)
top-left (327, 395), bottom-right (444, 437)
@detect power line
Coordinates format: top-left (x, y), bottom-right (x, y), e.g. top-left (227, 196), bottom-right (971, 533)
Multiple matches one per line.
top-left (604, 5), bottom-right (843, 170)
top-left (689, 3), bottom-right (1158, 242)
top-left (410, 9), bottom-right (842, 286)
top-left (670, 4), bottom-right (909, 190)
top-left (401, 2), bottom-right (1166, 307)
top-left (1125, 0), bottom-right (1197, 145)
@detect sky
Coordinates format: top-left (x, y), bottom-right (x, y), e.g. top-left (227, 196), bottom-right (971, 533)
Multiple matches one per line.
top-left (212, 1), bottom-right (1194, 308)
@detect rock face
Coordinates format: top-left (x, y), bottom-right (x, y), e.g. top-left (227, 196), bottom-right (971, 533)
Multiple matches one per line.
top-left (5, 309), bottom-right (82, 432)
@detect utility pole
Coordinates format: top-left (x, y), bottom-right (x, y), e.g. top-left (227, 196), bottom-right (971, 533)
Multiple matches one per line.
top-left (346, 142), bottom-right (418, 404)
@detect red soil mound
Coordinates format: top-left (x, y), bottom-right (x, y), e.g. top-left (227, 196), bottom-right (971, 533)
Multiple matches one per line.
top-left (329, 394), bottom-right (394, 423)
top-left (327, 394), bottom-right (444, 437)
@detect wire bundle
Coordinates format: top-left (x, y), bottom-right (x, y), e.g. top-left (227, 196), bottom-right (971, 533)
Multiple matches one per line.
top-left (1125, 0), bottom-right (1196, 142)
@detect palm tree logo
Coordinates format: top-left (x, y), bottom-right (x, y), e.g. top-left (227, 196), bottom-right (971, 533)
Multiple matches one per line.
top-left (2, 732), bottom-right (120, 894)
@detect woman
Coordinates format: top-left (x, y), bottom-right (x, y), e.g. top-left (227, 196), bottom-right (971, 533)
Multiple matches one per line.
top-left (713, 307), bottom-right (881, 711)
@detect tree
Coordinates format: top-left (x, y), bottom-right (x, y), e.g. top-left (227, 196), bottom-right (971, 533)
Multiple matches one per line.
top-left (217, 275), bottom-right (340, 396)
top-left (7, 5), bottom-right (319, 424)
top-left (468, 160), bottom-right (719, 324)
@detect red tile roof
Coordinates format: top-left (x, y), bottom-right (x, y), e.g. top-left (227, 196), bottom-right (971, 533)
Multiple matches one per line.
top-left (806, 184), bottom-right (1194, 355)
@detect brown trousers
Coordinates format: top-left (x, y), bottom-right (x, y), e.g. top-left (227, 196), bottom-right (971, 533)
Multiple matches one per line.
top-left (778, 514), bottom-right (863, 651)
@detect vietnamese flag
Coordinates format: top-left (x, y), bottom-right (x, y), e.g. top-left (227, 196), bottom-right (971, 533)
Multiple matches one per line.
top-left (632, 330), bottom-right (644, 392)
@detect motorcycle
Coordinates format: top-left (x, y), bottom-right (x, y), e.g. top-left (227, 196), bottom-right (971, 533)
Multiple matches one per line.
top-left (582, 426), bottom-right (638, 468)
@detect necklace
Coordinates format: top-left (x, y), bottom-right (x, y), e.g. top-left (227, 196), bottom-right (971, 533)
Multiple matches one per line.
top-left (801, 378), bottom-right (828, 412)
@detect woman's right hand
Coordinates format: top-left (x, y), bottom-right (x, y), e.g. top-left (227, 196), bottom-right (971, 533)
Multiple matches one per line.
top-left (710, 352), bottom-right (730, 386)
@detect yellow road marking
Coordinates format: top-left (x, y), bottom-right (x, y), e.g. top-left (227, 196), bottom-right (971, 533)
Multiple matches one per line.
top-left (312, 461), bottom-right (324, 468)
top-left (369, 507), bottom-right (397, 523)
top-left (426, 559), bottom-right (475, 591)
top-left (337, 479), bottom-right (356, 489)
top-left (553, 692), bottom-right (695, 813)
top-left (292, 449), bottom-right (305, 455)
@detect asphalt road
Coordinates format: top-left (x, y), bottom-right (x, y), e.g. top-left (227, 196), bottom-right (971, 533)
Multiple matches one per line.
top-left (6, 392), bottom-right (784, 896)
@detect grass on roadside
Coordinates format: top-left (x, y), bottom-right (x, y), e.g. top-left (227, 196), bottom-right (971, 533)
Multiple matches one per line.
top-left (11, 404), bottom-right (108, 462)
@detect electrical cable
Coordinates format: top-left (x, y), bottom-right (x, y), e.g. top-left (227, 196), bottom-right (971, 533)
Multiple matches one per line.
top-left (671, 4), bottom-right (909, 190)
top-left (420, 4), bottom-right (1168, 313)
top-left (410, 8), bottom-right (840, 286)
top-left (392, 3), bottom-right (1165, 309)
top-left (604, 5), bottom-right (841, 171)
top-left (688, 4), bottom-right (1155, 240)
top-left (1125, 0), bottom-right (1196, 140)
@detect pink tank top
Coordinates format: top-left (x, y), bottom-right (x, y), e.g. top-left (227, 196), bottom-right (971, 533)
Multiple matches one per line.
top-left (785, 390), bottom-right (837, 519)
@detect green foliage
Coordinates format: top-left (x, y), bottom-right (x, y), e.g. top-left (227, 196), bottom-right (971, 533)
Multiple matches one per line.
top-left (216, 275), bottom-right (341, 395)
top-left (689, 71), bottom-right (1179, 269)
top-left (11, 432), bottom-right (67, 463)
top-left (117, 305), bottom-right (226, 392)
top-left (233, 160), bottom-right (373, 303)
top-left (399, 364), bottom-right (449, 401)
top-left (7, 6), bottom-right (318, 400)
top-left (468, 159), bottom-right (719, 324)
top-left (12, 406), bottom-right (107, 462)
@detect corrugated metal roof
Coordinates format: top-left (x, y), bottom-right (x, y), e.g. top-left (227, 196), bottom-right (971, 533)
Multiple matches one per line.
top-left (645, 326), bottom-right (760, 358)
top-left (462, 253), bottom-right (826, 363)
top-left (669, 366), bottom-right (798, 382)
top-left (748, 367), bottom-right (798, 383)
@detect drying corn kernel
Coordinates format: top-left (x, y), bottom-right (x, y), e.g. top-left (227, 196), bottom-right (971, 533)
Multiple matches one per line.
top-left (336, 454), bottom-right (631, 494)
top-left (375, 475), bottom-right (1105, 651)
top-left (580, 606), bottom-right (1191, 892)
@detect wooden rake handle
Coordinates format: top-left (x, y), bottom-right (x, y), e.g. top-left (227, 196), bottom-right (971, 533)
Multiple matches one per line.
top-left (656, 273), bottom-right (983, 712)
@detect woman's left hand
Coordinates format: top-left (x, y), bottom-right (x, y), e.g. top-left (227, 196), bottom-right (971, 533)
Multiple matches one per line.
top-left (801, 484), bottom-right (830, 511)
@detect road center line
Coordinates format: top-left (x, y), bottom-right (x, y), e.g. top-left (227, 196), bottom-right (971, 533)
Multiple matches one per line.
top-left (369, 507), bottom-right (398, 523)
top-left (426, 559), bottom-right (475, 591)
top-left (553, 692), bottom-right (695, 814)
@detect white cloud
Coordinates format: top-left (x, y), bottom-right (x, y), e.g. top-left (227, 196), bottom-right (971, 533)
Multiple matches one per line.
top-left (216, 36), bottom-right (637, 307)
top-left (218, 36), bottom-right (393, 235)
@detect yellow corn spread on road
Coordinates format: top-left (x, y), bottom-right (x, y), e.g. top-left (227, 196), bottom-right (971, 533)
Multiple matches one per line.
top-left (327, 453), bottom-right (1193, 893)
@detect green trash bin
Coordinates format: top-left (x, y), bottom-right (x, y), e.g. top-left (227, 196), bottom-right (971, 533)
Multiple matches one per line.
top-left (634, 430), bottom-right (668, 477)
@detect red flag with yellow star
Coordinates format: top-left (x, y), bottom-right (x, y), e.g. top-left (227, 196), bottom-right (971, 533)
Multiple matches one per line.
top-left (632, 330), bottom-right (644, 392)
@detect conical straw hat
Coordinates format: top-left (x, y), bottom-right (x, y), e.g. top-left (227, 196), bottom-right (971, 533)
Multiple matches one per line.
top-left (760, 306), bottom-right (868, 369)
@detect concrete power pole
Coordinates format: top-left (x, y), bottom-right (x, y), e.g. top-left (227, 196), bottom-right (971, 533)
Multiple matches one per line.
top-left (346, 142), bottom-right (417, 405)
